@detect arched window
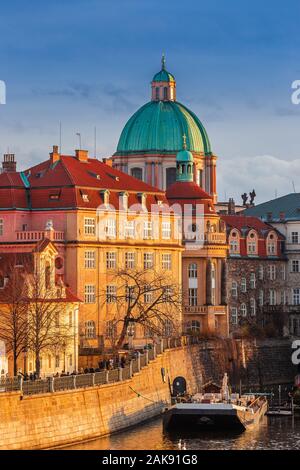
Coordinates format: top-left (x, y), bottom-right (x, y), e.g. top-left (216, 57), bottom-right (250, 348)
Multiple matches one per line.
top-left (163, 87), bottom-right (168, 100)
top-left (185, 320), bottom-right (201, 334)
top-left (155, 87), bottom-right (160, 100)
top-left (188, 263), bottom-right (197, 278)
top-left (229, 230), bottom-right (240, 254)
top-left (247, 231), bottom-right (258, 255)
top-left (267, 232), bottom-right (277, 255)
top-left (166, 167), bottom-right (176, 187)
top-left (131, 167), bottom-right (143, 181)
top-left (240, 303), bottom-right (247, 317)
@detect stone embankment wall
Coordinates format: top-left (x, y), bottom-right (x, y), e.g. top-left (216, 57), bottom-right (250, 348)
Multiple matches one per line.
top-left (0, 339), bottom-right (296, 450)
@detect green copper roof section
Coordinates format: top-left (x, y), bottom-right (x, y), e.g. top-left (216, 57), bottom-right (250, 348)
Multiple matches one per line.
top-left (152, 70), bottom-right (175, 83)
top-left (116, 101), bottom-right (212, 155)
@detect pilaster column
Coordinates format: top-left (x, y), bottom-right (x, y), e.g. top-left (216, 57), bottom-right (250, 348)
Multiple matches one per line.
top-left (221, 259), bottom-right (228, 306)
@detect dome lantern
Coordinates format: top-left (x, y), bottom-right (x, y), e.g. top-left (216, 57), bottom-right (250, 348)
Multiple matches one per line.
top-left (176, 134), bottom-right (194, 183)
top-left (151, 54), bottom-right (176, 102)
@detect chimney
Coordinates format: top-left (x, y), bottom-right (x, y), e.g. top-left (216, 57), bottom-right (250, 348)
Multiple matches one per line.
top-left (2, 153), bottom-right (16, 173)
top-left (228, 198), bottom-right (235, 215)
top-left (75, 149), bottom-right (88, 162)
top-left (50, 145), bottom-right (60, 164)
top-left (279, 211), bottom-right (285, 221)
top-left (102, 157), bottom-right (113, 167)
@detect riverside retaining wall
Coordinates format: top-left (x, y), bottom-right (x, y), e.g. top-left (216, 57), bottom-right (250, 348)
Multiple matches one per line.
top-left (0, 339), bottom-right (296, 450)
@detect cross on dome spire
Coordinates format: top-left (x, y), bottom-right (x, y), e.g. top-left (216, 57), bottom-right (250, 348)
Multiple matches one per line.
top-left (161, 53), bottom-right (166, 70)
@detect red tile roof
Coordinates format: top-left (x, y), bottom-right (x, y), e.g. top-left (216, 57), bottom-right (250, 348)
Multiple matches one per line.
top-left (166, 181), bottom-right (215, 214)
top-left (221, 215), bottom-right (285, 258)
top-left (0, 154), bottom-right (168, 211)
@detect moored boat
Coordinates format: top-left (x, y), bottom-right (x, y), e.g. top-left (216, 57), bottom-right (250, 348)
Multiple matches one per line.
top-left (163, 374), bottom-right (268, 432)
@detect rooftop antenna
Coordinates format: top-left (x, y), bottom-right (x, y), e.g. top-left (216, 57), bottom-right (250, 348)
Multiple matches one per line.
top-left (292, 180), bottom-right (296, 193)
top-left (76, 132), bottom-right (82, 150)
top-left (94, 126), bottom-right (97, 158)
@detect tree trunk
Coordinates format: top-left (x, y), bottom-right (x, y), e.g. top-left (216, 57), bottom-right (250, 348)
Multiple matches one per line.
top-left (13, 350), bottom-right (18, 377)
top-left (116, 321), bottom-right (129, 350)
top-left (35, 354), bottom-right (41, 378)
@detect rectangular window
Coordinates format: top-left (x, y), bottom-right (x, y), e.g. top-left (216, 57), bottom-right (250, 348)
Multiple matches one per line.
top-left (293, 288), bottom-right (300, 306)
top-left (124, 220), bottom-right (135, 238)
top-left (250, 273), bottom-right (256, 289)
top-left (241, 278), bottom-right (247, 293)
top-left (292, 232), bottom-right (299, 244)
top-left (292, 260), bottom-right (299, 273)
top-left (259, 289), bottom-right (264, 306)
top-left (162, 221), bottom-right (171, 239)
top-left (281, 265), bottom-right (286, 280)
top-left (0, 219), bottom-right (3, 236)
top-left (231, 307), bottom-right (238, 325)
top-left (84, 250), bottom-right (96, 269)
top-left (144, 286), bottom-right (152, 304)
top-left (269, 265), bottom-right (276, 281)
top-left (143, 221), bottom-right (153, 239)
top-left (269, 289), bottom-right (276, 306)
top-left (231, 281), bottom-right (238, 298)
top-left (106, 285), bottom-right (117, 303)
top-left (258, 266), bottom-right (264, 280)
top-left (85, 321), bottom-right (96, 339)
top-left (280, 290), bottom-right (287, 305)
top-left (84, 218), bottom-right (96, 236)
top-left (144, 253), bottom-right (154, 269)
top-left (84, 284), bottom-right (96, 303)
top-left (105, 218), bottom-right (116, 238)
top-left (125, 252), bottom-right (135, 269)
top-left (106, 252), bottom-right (117, 269)
top-left (162, 253), bottom-right (172, 270)
top-left (188, 288), bottom-right (198, 306)
top-left (55, 355), bottom-right (60, 368)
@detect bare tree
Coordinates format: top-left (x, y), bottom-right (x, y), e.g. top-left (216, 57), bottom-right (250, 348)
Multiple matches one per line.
top-left (25, 267), bottom-right (74, 377)
top-left (102, 268), bottom-right (182, 350)
top-left (0, 255), bottom-right (29, 376)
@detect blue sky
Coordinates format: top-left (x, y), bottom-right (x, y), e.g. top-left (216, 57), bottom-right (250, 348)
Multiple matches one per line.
top-left (1, 0), bottom-right (300, 203)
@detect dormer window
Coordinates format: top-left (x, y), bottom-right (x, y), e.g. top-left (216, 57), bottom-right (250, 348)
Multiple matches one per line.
top-left (229, 230), bottom-right (240, 254)
top-left (119, 192), bottom-right (128, 211)
top-left (247, 231), bottom-right (258, 255)
top-left (49, 191), bottom-right (61, 201)
top-left (80, 190), bottom-right (89, 203)
top-left (267, 232), bottom-right (277, 255)
top-left (100, 189), bottom-right (110, 206)
top-left (138, 192), bottom-right (147, 210)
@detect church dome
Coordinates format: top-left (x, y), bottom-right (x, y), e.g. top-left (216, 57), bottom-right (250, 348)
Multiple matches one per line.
top-left (115, 100), bottom-right (211, 156)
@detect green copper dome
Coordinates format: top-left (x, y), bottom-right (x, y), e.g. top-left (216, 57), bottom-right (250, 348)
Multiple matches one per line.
top-left (152, 69), bottom-right (175, 83)
top-left (116, 101), bottom-right (212, 156)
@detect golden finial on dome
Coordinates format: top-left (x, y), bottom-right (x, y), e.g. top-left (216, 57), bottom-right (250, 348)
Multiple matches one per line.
top-left (162, 53), bottom-right (166, 70)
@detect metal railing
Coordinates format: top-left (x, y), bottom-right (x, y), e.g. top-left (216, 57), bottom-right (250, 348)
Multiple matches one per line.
top-left (1, 336), bottom-right (197, 396)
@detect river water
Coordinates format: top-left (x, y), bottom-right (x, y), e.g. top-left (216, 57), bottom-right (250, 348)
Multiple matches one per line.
top-left (65, 415), bottom-right (300, 450)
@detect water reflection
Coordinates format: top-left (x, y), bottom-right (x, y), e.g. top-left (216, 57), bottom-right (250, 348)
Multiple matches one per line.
top-left (65, 415), bottom-right (300, 450)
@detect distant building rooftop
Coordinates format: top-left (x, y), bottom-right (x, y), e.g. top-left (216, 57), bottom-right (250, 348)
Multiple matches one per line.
top-left (244, 193), bottom-right (300, 222)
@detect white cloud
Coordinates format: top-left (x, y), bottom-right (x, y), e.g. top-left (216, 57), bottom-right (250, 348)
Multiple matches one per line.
top-left (218, 154), bottom-right (300, 204)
